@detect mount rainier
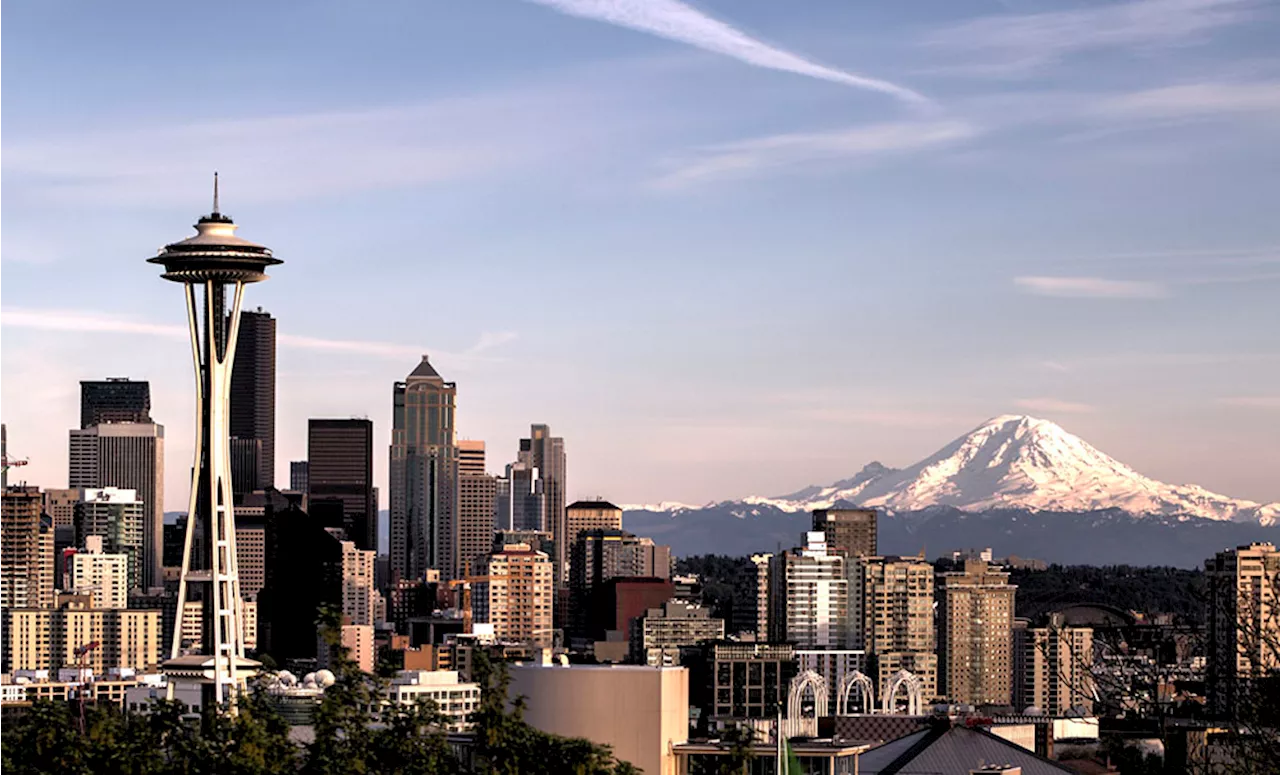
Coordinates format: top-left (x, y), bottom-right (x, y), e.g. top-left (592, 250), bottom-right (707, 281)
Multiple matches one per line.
top-left (623, 415), bottom-right (1280, 566)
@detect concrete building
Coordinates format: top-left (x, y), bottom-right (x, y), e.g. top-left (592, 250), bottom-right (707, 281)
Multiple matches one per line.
top-left (341, 539), bottom-right (379, 627)
top-left (290, 460), bottom-right (309, 493)
top-left (390, 356), bottom-right (458, 581)
top-left (511, 664), bottom-right (688, 775)
top-left (769, 532), bottom-right (849, 648)
top-left (457, 440), bottom-right (498, 578)
top-left (570, 529), bottom-right (672, 639)
top-left (1013, 614), bottom-right (1095, 716)
top-left (234, 512), bottom-right (267, 600)
top-left (73, 488), bottom-right (145, 593)
top-left (1205, 542), bottom-right (1280, 713)
top-left (308, 418), bottom-right (377, 551)
top-left (42, 488), bottom-right (79, 530)
top-left (80, 378), bottom-right (151, 428)
top-left (811, 507), bottom-right (877, 558)
top-left (68, 536), bottom-right (129, 609)
top-left (631, 600), bottom-right (725, 665)
top-left (229, 309), bottom-right (276, 495)
top-left (2, 486), bottom-right (54, 611)
top-left (474, 544), bottom-right (554, 647)
top-left (856, 554), bottom-right (938, 703)
top-left (750, 553), bottom-right (772, 640)
top-left (182, 600), bottom-right (257, 653)
top-left (566, 500), bottom-right (623, 545)
top-left (937, 560), bottom-right (1017, 706)
top-left (520, 425), bottom-right (567, 584)
top-left (6, 599), bottom-right (160, 673)
top-left (68, 422), bottom-right (164, 589)
top-left (386, 670), bottom-right (480, 731)
top-left (688, 642), bottom-right (798, 723)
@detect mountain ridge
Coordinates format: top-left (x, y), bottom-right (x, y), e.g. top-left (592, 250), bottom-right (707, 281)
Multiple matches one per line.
top-left (624, 414), bottom-right (1279, 525)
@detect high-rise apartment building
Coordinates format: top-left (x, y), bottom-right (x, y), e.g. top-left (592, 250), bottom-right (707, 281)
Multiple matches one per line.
top-left (457, 440), bottom-right (497, 578)
top-left (1013, 614), bottom-right (1095, 716)
top-left (80, 378), bottom-right (151, 428)
top-left (390, 356), bottom-right (458, 581)
top-left (69, 536), bottom-right (129, 609)
top-left (235, 512), bottom-right (267, 600)
top-left (856, 554), bottom-right (938, 703)
top-left (811, 508), bottom-right (877, 558)
top-left (750, 553), bottom-right (772, 640)
top-left (229, 308), bottom-right (276, 494)
top-left (566, 500), bottom-right (623, 545)
top-left (341, 539), bottom-right (379, 627)
top-left (43, 488), bottom-right (80, 530)
top-left (308, 419), bottom-right (377, 551)
top-left (74, 488), bottom-right (145, 593)
top-left (1206, 542), bottom-right (1280, 713)
top-left (936, 560), bottom-right (1016, 706)
top-left (522, 426), bottom-right (566, 583)
top-left (2, 486), bottom-right (54, 610)
top-left (68, 422), bottom-right (164, 589)
top-left (768, 532), bottom-right (849, 648)
top-left (290, 461), bottom-right (309, 493)
top-left (474, 543), bottom-right (554, 647)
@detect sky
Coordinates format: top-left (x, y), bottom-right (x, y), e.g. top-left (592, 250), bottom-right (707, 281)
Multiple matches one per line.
top-left (3, 0), bottom-right (1279, 511)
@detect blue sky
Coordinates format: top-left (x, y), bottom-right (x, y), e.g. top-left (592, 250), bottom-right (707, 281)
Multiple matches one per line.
top-left (3, 0), bottom-right (1278, 510)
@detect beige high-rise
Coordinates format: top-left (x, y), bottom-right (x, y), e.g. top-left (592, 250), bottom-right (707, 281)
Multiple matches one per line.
top-left (1013, 614), bottom-right (1094, 715)
top-left (69, 537), bottom-right (130, 609)
top-left (566, 500), bottom-right (623, 545)
top-left (1206, 542), bottom-right (1280, 712)
top-left (475, 544), bottom-right (554, 647)
top-left (457, 440), bottom-right (498, 578)
top-left (937, 561), bottom-right (1016, 706)
top-left (855, 554), bottom-right (938, 702)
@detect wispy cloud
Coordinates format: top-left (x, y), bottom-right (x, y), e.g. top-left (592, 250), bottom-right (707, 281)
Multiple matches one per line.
top-left (924, 0), bottom-right (1258, 74)
top-left (525, 0), bottom-right (931, 106)
top-left (1092, 80), bottom-right (1280, 121)
top-left (1014, 397), bottom-right (1096, 414)
top-left (1218, 396), bottom-right (1280, 409)
top-left (0, 307), bottom-right (514, 364)
top-left (1014, 276), bottom-right (1169, 299)
top-left (654, 119), bottom-right (976, 188)
top-left (798, 408), bottom-right (967, 429)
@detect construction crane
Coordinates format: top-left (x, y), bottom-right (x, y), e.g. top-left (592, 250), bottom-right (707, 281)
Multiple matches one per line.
top-left (1, 453), bottom-right (28, 475)
top-left (74, 641), bottom-right (100, 733)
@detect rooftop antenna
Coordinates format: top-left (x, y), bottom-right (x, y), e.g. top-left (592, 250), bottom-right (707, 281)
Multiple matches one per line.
top-left (212, 171), bottom-right (220, 215)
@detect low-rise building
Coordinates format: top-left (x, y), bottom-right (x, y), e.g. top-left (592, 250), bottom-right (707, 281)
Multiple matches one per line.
top-left (5, 598), bottom-right (160, 673)
top-left (385, 670), bottom-right (480, 731)
top-left (630, 600), bottom-right (724, 665)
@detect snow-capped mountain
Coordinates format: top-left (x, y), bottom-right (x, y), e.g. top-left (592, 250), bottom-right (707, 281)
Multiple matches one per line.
top-left (630, 415), bottom-right (1280, 525)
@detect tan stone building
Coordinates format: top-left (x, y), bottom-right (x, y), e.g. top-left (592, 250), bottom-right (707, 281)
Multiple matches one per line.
top-left (6, 598), bottom-right (160, 673)
top-left (855, 554), bottom-right (938, 702)
top-left (1206, 542), bottom-right (1280, 712)
top-left (1013, 614), bottom-right (1094, 715)
top-left (457, 440), bottom-right (498, 578)
top-left (475, 543), bottom-right (554, 646)
top-left (937, 560), bottom-right (1017, 706)
top-left (566, 500), bottom-right (623, 545)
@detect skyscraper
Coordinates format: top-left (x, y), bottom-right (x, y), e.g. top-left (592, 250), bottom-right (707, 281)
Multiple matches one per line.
top-left (1013, 614), bottom-right (1095, 716)
top-left (566, 500), bottom-right (623, 545)
top-left (390, 356), bottom-right (458, 581)
top-left (69, 422), bottom-right (165, 589)
top-left (80, 378), bottom-right (151, 428)
top-left (522, 425), bottom-right (566, 583)
top-left (457, 440), bottom-right (497, 578)
top-left (936, 560), bottom-right (1016, 706)
top-left (768, 532), bottom-right (849, 648)
top-left (811, 508), bottom-right (877, 558)
top-left (474, 543), bottom-right (554, 647)
top-left (308, 419), bottom-right (376, 551)
top-left (74, 488), bottom-right (145, 593)
top-left (1, 486), bottom-right (54, 610)
top-left (290, 461), bottom-right (309, 493)
top-left (502, 461), bottom-right (545, 532)
top-left (229, 308), bottom-right (276, 495)
top-left (855, 554), bottom-right (938, 703)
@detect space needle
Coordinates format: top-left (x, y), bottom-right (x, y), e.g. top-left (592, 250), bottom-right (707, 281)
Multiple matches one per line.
top-left (150, 176), bottom-right (280, 708)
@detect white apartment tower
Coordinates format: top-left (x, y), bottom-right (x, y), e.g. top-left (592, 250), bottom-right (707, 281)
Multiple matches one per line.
top-left (768, 532), bottom-right (849, 648)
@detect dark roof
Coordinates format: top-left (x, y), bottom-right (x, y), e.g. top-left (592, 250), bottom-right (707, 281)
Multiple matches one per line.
top-left (567, 500), bottom-right (622, 511)
top-left (408, 356), bottom-right (441, 379)
top-left (859, 723), bottom-right (1075, 775)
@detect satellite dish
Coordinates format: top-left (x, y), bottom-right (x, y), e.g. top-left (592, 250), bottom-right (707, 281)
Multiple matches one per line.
top-left (316, 669), bottom-right (336, 688)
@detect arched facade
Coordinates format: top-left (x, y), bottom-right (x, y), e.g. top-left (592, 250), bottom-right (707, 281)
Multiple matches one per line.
top-left (881, 670), bottom-right (923, 715)
top-left (835, 670), bottom-right (874, 715)
top-left (785, 670), bottom-right (828, 738)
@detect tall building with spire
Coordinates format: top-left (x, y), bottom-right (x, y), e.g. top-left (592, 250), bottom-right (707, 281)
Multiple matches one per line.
top-left (390, 356), bottom-right (458, 581)
top-left (148, 177), bottom-right (280, 707)
top-left (229, 309), bottom-right (276, 496)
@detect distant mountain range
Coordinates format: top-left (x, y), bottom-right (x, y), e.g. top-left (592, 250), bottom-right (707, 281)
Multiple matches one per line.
top-left (622, 415), bottom-right (1280, 567)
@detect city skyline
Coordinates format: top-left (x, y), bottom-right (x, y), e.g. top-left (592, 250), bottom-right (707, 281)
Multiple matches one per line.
top-left (4, 0), bottom-right (1280, 510)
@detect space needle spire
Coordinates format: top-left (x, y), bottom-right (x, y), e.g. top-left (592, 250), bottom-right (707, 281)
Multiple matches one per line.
top-left (149, 178), bottom-right (281, 710)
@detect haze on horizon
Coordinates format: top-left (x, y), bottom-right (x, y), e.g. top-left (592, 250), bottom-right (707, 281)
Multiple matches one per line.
top-left (2, 0), bottom-right (1278, 510)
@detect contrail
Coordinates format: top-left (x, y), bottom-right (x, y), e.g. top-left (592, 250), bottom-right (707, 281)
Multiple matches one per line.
top-left (525, 0), bottom-right (931, 107)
